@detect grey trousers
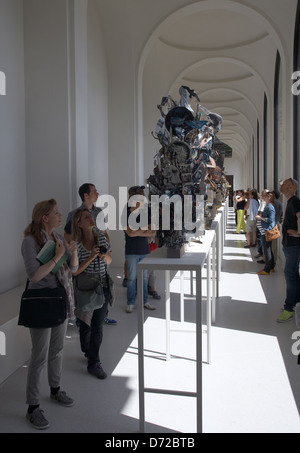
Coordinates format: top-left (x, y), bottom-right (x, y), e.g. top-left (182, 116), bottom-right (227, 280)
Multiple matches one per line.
top-left (148, 270), bottom-right (156, 289)
top-left (26, 319), bottom-right (68, 406)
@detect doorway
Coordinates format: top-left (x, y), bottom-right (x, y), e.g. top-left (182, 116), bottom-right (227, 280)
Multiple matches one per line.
top-left (226, 175), bottom-right (234, 207)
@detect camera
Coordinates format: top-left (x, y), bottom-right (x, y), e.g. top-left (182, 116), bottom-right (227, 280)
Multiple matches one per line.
top-left (99, 244), bottom-right (110, 254)
top-left (99, 245), bottom-right (108, 254)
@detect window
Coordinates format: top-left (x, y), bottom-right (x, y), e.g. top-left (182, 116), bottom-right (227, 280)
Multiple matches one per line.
top-left (294, 0), bottom-right (300, 185)
top-left (263, 93), bottom-right (268, 188)
top-left (257, 119), bottom-right (260, 192)
top-left (274, 51), bottom-right (281, 191)
top-left (252, 135), bottom-right (255, 188)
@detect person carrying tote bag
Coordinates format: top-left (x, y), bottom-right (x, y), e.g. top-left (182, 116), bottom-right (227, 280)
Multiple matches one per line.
top-left (255, 190), bottom-right (276, 275)
top-left (21, 199), bottom-right (78, 430)
top-left (71, 208), bottom-right (113, 380)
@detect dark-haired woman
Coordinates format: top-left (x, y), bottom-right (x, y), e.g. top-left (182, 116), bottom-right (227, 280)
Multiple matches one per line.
top-left (22, 199), bottom-right (78, 429)
top-left (234, 190), bottom-right (246, 234)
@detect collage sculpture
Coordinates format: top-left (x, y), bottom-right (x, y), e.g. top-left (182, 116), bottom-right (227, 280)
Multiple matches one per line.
top-left (147, 86), bottom-right (229, 257)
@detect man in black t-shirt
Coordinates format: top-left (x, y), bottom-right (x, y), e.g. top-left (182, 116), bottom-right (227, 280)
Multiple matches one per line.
top-left (234, 190), bottom-right (246, 233)
top-left (124, 186), bottom-right (156, 313)
top-left (277, 179), bottom-right (300, 323)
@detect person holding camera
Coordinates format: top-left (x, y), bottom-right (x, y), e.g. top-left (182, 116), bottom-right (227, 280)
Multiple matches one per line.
top-left (71, 208), bottom-right (112, 379)
top-left (64, 183), bottom-right (116, 325)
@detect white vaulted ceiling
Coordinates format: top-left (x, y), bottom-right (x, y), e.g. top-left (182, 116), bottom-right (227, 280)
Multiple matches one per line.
top-left (158, 9), bottom-right (269, 52)
top-left (95, 0), bottom-right (298, 188)
top-left (136, 0), bottom-right (297, 187)
top-left (143, 6), bottom-right (274, 160)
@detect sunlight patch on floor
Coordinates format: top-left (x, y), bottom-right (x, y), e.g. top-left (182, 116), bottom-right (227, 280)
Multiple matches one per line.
top-left (111, 317), bottom-right (300, 433)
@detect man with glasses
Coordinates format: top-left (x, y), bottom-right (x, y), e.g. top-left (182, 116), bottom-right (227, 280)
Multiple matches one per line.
top-left (277, 179), bottom-right (300, 323)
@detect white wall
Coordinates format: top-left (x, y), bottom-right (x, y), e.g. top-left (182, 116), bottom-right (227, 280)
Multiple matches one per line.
top-left (0, 0), bottom-right (298, 282)
top-left (0, 0), bottom-right (27, 292)
top-left (224, 156), bottom-right (244, 192)
top-left (24, 0), bottom-right (72, 220)
top-left (87, 0), bottom-right (109, 198)
top-left (96, 0), bottom-right (140, 267)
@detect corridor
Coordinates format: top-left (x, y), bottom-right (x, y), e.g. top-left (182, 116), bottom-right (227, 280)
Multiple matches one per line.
top-left (0, 208), bottom-right (299, 433)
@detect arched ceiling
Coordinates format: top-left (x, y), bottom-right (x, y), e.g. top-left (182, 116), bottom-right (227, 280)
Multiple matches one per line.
top-left (141, 0), bottom-right (286, 168)
top-left (158, 9), bottom-right (269, 52)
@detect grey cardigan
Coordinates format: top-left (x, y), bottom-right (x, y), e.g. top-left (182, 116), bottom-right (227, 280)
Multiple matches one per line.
top-left (21, 234), bottom-right (74, 290)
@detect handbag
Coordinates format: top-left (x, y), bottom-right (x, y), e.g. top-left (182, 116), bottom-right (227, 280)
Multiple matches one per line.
top-left (18, 281), bottom-right (67, 328)
top-left (74, 273), bottom-right (105, 312)
top-left (106, 274), bottom-right (115, 307)
top-left (265, 224), bottom-right (280, 242)
top-left (74, 272), bottom-right (115, 312)
top-left (75, 271), bottom-right (101, 291)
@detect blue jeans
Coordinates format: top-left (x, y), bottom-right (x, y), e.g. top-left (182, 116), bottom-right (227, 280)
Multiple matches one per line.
top-left (79, 287), bottom-right (109, 368)
top-left (125, 254), bottom-right (148, 306)
top-left (283, 246), bottom-right (300, 312)
top-left (261, 235), bottom-right (274, 273)
top-left (256, 228), bottom-right (263, 255)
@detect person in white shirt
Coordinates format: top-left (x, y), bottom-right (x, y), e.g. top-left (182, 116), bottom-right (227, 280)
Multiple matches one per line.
top-left (244, 190), bottom-right (259, 247)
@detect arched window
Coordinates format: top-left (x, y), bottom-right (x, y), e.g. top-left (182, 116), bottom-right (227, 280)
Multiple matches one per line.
top-left (252, 135), bottom-right (255, 188)
top-left (294, 0), bottom-right (300, 185)
top-left (257, 119), bottom-right (260, 192)
top-left (263, 93), bottom-right (268, 188)
top-left (274, 51), bottom-right (281, 191)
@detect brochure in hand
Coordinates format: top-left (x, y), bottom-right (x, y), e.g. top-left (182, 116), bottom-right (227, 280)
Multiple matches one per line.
top-left (36, 240), bottom-right (68, 274)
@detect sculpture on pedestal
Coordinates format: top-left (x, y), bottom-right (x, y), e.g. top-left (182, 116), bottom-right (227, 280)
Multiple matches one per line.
top-left (147, 86), bottom-right (229, 255)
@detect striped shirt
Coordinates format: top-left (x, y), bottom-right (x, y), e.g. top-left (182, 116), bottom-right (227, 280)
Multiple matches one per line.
top-left (256, 219), bottom-right (265, 236)
top-left (77, 232), bottom-right (108, 280)
top-left (257, 204), bottom-right (275, 236)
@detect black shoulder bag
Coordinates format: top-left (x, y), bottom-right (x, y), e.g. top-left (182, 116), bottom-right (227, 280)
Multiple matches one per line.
top-left (18, 280), bottom-right (67, 329)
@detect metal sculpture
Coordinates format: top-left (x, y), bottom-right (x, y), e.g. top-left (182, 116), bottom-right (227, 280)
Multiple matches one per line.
top-left (148, 86), bottom-right (229, 253)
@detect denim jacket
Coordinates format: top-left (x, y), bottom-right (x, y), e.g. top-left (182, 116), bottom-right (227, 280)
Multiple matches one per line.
top-left (260, 203), bottom-right (275, 231)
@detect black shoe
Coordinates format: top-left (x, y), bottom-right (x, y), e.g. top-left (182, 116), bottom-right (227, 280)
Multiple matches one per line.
top-left (88, 363), bottom-right (107, 380)
top-left (257, 259), bottom-right (265, 264)
top-left (150, 291), bottom-right (161, 300)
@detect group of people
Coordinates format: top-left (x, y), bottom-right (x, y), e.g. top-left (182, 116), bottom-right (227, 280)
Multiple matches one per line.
top-left (21, 183), bottom-right (159, 429)
top-left (233, 179), bottom-right (300, 323)
top-left (20, 178), bottom-right (300, 429)
top-left (234, 188), bottom-right (281, 274)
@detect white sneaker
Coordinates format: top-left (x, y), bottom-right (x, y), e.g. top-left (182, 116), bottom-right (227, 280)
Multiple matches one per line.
top-left (144, 302), bottom-right (156, 310)
top-left (126, 305), bottom-right (134, 313)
